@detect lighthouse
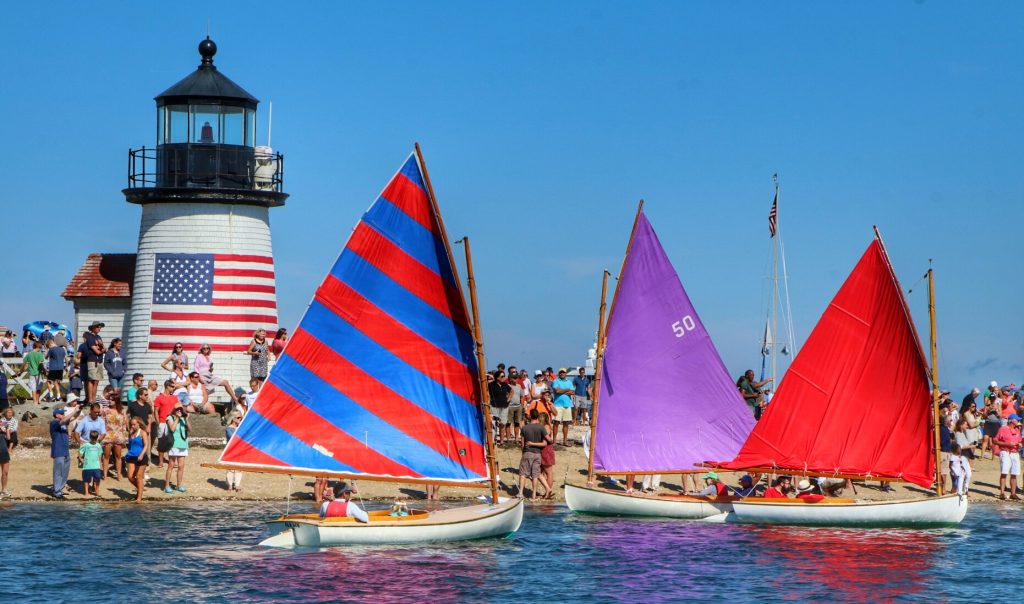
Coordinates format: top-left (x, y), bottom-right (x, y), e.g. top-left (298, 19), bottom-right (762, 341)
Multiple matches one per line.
top-left (122, 37), bottom-right (286, 400)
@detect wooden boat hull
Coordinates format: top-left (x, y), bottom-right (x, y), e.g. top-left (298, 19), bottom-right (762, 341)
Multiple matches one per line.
top-left (260, 499), bottom-right (524, 547)
top-left (715, 494), bottom-right (968, 527)
top-left (564, 483), bottom-right (734, 519)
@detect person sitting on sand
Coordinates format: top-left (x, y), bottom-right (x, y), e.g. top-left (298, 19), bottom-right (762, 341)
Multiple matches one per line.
top-left (319, 482), bottom-right (369, 523)
top-left (762, 475), bottom-right (793, 498)
top-left (688, 471), bottom-right (728, 498)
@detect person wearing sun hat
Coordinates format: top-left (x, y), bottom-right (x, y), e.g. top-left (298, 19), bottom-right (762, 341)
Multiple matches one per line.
top-left (689, 471), bottom-right (728, 498)
top-left (795, 479), bottom-right (825, 502)
top-left (993, 414), bottom-right (1022, 500)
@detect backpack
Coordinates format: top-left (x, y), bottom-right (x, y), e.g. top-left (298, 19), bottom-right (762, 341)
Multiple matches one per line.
top-left (156, 430), bottom-right (174, 453)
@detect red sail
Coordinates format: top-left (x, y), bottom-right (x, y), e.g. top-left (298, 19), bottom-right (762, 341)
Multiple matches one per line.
top-left (721, 240), bottom-right (934, 487)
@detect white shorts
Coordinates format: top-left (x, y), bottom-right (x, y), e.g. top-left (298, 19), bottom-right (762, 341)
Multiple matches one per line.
top-left (554, 406), bottom-right (573, 423)
top-left (157, 423), bottom-right (169, 438)
top-left (999, 450), bottom-right (1020, 475)
top-left (169, 448), bottom-right (189, 458)
top-left (492, 406), bottom-right (509, 424)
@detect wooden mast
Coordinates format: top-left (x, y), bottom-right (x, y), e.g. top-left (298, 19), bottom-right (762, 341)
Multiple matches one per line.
top-left (414, 143), bottom-right (501, 505)
top-left (461, 236), bottom-right (501, 505)
top-left (585, 269), bottom-right (611, 484)
top-left (587, 200), bottom-right (644, 482)
top-left (928, 263), bottom-right (942, 496)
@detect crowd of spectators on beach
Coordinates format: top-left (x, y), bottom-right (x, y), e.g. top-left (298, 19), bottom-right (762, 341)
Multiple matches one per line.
top-left (0, 323), bottom-right (288, 500)
top-left (1, 326), bottom-right (1022, 504)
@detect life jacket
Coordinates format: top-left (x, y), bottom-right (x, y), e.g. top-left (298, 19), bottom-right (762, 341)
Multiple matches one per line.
top-left (324, 499), bottom-right (350, 518)
top-left (715, 482), bottom-right (728, 497)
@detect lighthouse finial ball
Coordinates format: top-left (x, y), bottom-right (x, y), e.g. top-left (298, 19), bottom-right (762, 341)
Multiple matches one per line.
top-left (199, 37), bottom-right (217, 65)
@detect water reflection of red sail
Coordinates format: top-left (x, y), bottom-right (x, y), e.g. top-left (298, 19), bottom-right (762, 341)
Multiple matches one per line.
top-left (752, 526), bottom-right (935, 600)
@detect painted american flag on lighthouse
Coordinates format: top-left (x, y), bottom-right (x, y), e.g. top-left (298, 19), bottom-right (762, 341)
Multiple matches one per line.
top-left (148, 253), bottom-right (278, 351)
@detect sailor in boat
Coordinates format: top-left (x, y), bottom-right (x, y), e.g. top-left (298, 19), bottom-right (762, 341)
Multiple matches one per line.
top-left (688, 472), bottom-right (728, 498)
top-left (762, 476), bottom-right (793, 498)
top-left (794, 480), bottom-right (826, 503)
top-left (319, 482), bottom-right (369, 523)
top-left (733, 475), bottom-right (758, 497)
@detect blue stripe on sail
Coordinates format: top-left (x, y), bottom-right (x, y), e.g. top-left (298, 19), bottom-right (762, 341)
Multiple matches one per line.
top-left (302, 300), bottom-right (483, 445)
top-left (232, 408), bottom-right (359, 474)
top-left (359, 199), bottom-right (454, 285)
top-left (328, 253), bottom-right (475, 361)
top-left (398, 155), bottom-right (427, 190)
top-left (271, 354), bottom-right (485, 480)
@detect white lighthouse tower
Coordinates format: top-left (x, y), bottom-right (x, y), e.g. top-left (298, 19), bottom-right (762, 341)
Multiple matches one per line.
top-left (123, 37), bottom-right (286, 402)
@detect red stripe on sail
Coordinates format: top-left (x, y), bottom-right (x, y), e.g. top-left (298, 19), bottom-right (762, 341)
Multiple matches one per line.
top-left (151, 312), bottom-right (278, 323)
top-left (214, 254), bottom-right (275, 264)
top-left (253, 382), bottom-right (422, 477)
top-left (216, 268), bottom-right (276, 280)
top-left (380, 173), bottom-right (439, 235)
top-left (213, 283), bottom-right (276, 294)
top-left (288, 328), bottom-right (486, 474)
top-left (221, 436), bottom-right (290, 467)
top-left (314, 275), bottom-right (476, 403)
top-left (345, 222), bottom-right (469, 330)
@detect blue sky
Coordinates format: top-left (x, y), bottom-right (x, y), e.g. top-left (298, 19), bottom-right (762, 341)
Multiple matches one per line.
top-left (2, 2), bottom-right (1021, 394)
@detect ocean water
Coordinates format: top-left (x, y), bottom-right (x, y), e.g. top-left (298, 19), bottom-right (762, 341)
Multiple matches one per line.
top-left (2, 500), bottom-right (1017, 602)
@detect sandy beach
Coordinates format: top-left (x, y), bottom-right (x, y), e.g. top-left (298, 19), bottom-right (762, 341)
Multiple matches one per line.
top-left (2, 410), bottom-right (1016, 506)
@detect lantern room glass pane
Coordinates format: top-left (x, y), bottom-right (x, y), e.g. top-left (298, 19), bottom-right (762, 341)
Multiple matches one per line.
top-left (221, 106), bottom-right (244, 145)
top-left (245, 108), bottom-right (256, 147)
top-left (165, 105), bottom-right (189, 143)
top-left (191, 104), bottom-right (220, 143)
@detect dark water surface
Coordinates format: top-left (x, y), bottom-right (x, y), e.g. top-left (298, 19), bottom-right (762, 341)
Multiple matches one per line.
top-left (2, 500), bottom-right (1017, 602)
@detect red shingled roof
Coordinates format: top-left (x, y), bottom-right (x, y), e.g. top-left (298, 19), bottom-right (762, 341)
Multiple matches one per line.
top-left (62, 253), bottom-right (137, 299)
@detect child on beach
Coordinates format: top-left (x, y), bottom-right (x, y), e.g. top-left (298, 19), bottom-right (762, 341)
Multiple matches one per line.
top-left (949, 444), bottom-right (971, 495)
top-left (79, 430), bottom-right (104, 496)
top-left (224, 413), bottom-right (243, 492)
top-left (1, 407), bottom-right (18, 452)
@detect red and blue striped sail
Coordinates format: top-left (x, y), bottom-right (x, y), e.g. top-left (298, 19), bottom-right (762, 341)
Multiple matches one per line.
top-left (219, 153), bottom-right (488, 482)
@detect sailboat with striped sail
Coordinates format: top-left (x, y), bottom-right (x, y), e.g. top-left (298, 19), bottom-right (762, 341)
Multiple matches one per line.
top-left (565, 202), bottom-right (756, 518)
top-left (207, 146), bottom-right (523, 546)
top-left (714, 229), bottom-right (967, 526)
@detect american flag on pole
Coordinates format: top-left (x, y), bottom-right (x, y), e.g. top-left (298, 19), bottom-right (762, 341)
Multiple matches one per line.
top-left (768, 189), bottom-right (778, 238)
top-left (148, 253), bottom-right (278, 351)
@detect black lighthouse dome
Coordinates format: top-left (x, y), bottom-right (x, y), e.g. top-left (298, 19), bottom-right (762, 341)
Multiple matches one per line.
top-left (124, 37), bottom-right (286, 207)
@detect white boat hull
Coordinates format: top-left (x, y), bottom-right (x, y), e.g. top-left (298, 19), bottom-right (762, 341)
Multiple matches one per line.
top-left (722, 494), bottom-right (968, 527)
top-left (565, 483), bottom-right (733, 519)
top-left (260, 499), bottom-right (524, 547)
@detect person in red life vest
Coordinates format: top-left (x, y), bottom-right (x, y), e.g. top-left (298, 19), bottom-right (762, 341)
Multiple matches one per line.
top-left (319, 482), bottom-right (369, 523)
top-left (794, 479), bottom-right (826, 502)
top-left (688, 471), bottom-right (728, 497)
top-left (762, 475), bottom-right (793, 498)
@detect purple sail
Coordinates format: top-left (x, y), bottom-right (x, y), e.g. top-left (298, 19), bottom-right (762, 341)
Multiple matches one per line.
top-left (593, 212), bottom-right (755, 473)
